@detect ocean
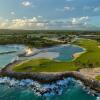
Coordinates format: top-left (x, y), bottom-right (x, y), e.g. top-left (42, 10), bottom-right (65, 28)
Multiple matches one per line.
top-left (0, 45), bottom-right (99, 100)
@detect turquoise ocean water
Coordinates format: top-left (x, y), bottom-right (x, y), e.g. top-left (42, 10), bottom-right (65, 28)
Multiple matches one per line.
top-left (0, 45), bottom-right (99, 100)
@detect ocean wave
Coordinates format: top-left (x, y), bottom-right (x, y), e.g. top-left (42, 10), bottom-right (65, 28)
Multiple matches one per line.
top-left (0, 77), bottom-right (98, 97)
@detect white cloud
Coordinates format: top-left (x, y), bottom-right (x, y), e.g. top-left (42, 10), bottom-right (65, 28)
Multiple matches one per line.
top-left (64, 7), bottom-right (72, 11)
top-left (0, 22), bottom-right (7, 28)
top-left (56, 6), bottom-right (74, 12)
top-left (0, 17), bottom-right (48, 30)
top-left (79, 16), bottom-right (89, 20)
top-left (93, 7), bottom-right (100, 12)
top-left (83, 6), bottom-right (100, 12)
top-left (11, 12), bottom-right (15, 15)
top-left (21, 1), bottom-right (32, 7)
top-left (71, 16), bottom-right (89, 25)
top-left (0, 16), bottom-right (94, 30)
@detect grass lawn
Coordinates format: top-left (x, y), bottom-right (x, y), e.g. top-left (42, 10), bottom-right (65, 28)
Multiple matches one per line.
top-left (12, 39), bottom-right (100, 72)
top-left (74, 39), bottom-right (100, 68)
top-left (13, 59), bottom-right (78, 72)
top-left (96, 75), bottom-right (100, 81)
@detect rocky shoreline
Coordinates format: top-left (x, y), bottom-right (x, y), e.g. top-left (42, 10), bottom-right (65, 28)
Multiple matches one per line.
top-left (0, 60), bottom-right (100, 93)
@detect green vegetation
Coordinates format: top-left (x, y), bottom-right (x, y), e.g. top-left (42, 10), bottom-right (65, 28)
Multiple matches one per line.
top-left (0, 35), bottom-right (61, 48)
top-left (13, 59), bottom-right (77, 72)
top-left (1, 29), bottom-right (100, 47)
top-left (96, 75), bottom-right (100, 81)
top-left (74, 39), bottom-right (100, 68)
top-left (12, 39), bottom-right (100, 72)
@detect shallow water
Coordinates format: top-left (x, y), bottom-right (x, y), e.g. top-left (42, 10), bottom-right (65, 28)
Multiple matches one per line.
top-left (30, 44), bottom-right (84, 62)
top-left (0, 45), bottom-right (99, 100)
top-left (45, 44), bottom-right (84, 61)
top-left (0, 45), bottom-right (25, 68)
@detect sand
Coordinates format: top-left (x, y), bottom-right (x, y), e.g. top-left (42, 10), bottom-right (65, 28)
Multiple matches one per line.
top-left (73, 52), bottom-right (82, 59)
top-left (32, 52), bottom-right (60, 60)
top-left (80, 68), bottom-right (100, 79)
top-left (98, 46), bottom-right (100, 48)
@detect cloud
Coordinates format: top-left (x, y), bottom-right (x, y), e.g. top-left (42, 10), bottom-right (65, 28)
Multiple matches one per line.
top-left (43, 16), bottom-right (89, 30)
top-left (0, 22), bottom-right (7, 28)
top-left (21, 1), bottom-right (32, 7)
top-left (56, 6), bottom-right (74, 12)
top-left (0, 17), bottom-right (48, 30)
top-left (93, 7), bottom-right (100, 12)
top-left (11, 12), bottom-right (15, 15)
top-left (0, 16), bottom-right (99, 30)
top-left (71, 16), bottom-right (89, 25)
top-left (83, 6), bottom-right (100, 12)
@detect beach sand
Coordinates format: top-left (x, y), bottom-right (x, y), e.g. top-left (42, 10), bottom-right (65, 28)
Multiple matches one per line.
top-left (73, 52), bottom-right (85, 60)
top-left (98, 46), bottom-right (100, 48)
top-left (73, 52), bottom-right (82, 58)
top-left (80, 68), bottom-right (100, 79)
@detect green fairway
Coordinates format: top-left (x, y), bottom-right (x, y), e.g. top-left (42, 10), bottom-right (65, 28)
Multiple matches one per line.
top-left (12, 39), bottom-right (100, 72)
top-left (74, 39), bottom-right (100, 68)
top-left (13, 59), bottom-right (78, 72)
top-left (96, 75), bottom-right (100, 81)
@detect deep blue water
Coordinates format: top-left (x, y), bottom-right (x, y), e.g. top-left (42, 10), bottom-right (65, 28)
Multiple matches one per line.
top-left (0, 45), bottom-right (98, 100)
top-left (0, 81), bottom-right (96, 100)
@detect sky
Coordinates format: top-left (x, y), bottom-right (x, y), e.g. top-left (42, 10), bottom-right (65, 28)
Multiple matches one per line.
top-left (0, 0), bottom-right (100, 30)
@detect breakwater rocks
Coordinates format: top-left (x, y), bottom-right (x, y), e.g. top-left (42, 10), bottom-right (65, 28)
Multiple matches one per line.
top-left (0, 77), bottom-right (76, 96)
top-left (0, 60), bottom-right (100, 93)
top-left (0, 76), bottom-right (98, 97)
top-left (0, 51), bottom-right (16, 55)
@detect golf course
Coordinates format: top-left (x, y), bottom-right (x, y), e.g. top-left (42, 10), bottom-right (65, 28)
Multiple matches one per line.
top-left (12, 39), bottom-right (100, 75)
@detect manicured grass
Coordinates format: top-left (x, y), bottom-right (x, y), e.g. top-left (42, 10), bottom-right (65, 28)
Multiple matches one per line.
top-left (13, 39), bottom-right (100, 72)
top-left (74, 39), bottom-right (100, 68)
top-left (96, 75), bottom-right (100, 81)
top-left (13, 59), bottom-right (78, 72)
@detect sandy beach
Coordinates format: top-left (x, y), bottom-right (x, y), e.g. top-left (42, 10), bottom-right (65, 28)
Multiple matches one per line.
top-left (72, 50), bottom-right (86, 60)
top-left (73, 52), bottom-right (82, 59)
top-left (80, 68), bottom-right (100, 79)
top-left (98, 46), bottom-right (100, 48)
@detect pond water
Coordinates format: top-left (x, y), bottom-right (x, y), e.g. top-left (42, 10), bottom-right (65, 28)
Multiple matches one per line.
top-left (47, 44), bottom-right (84, 61)
top-left (0, 45), bottom-right (99, 100)
top-left (26, 44), bottom-right (84, 62)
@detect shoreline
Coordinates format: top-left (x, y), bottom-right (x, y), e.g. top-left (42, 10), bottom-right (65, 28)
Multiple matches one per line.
top-left (23, 44), bottom-right (86, 62)
top-left (72, 45), bottom-right (86, 61)
top-left (0, 43), bottom-right (100, 94)
top-left (0, 60), bottom-right (100, 93)
top-left (80, 68), bottom-right (100, 79)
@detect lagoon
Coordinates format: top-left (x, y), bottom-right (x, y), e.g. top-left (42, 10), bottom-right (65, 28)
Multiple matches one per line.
top-left (46, 44), bottom-right (84, 61)
top-left (28, 44), bottom-right (84, 62)
top-left (0, 45), bottom-right (25, 68)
